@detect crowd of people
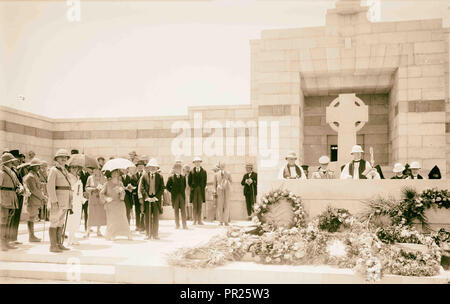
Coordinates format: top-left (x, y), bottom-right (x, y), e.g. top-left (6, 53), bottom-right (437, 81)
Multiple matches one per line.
top-left (280, 145), bottom-right (442, 180)
top-left (0, 144), bottom-right (441, 253)
top-left (0, 149), bottom-right (258, 252)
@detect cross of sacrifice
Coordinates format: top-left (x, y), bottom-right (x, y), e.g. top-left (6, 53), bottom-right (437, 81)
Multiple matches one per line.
top-left (326, 93), bottom-right (369, 167)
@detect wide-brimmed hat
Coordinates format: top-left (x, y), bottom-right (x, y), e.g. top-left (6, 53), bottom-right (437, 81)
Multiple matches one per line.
top-left (318, 156), bottom-right (330, 165)
top-left (54, 149), bottom-right (70, 160)
top-left (9, 150), bottom-right (20, 158)
top-left (146, 158), bottom-right (159, 168)
top-left (350, 145), bottom-right (364, 154)
top-left (392, 163), bottom-right (405, 173)
top-left (193, 156), bottom-right (202, 163)
top-left (97, 156), bottom-right (105, 162)
top-left (285, 151), bottom-right (297, 160)
top-left (245, 162), bottom-right (253, 168)
top-left (29, 158), bottom-right (42, 167)
top-left (1, 153), bottom-right (17, 165)
top-left (410, 161), bottom-right (421, 169)
top-left (17, 162), bottom-right (30, 170)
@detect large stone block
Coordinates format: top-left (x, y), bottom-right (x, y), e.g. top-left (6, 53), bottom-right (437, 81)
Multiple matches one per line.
top-left (422, 135), bottom-right (447, 148)
top-left (421, 64), bottom-right (445, 77)
top-left (397, 20), bottom-right (422, 32)
top-left (414, 41), bottom-right (446, 54)
top-left (415, 53), bottom-right (447, 65)
top-left (407, 31), bottom-right (432, 42)
top-left (416, 123), bottom-right (446, 135)
top-left (421, 112), bottom-right (446, 123)
top-left (407, 135), bottom-right (422, 147)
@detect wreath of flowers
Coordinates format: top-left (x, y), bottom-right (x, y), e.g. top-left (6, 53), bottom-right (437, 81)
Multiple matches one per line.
top-left (318, 206), bottom-right (354, 233)
top-left (252, 189), bottom-right (307, 232)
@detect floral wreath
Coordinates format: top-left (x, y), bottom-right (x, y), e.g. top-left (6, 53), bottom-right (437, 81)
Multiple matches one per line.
top-left (252, 189), bottom-right (307, 232)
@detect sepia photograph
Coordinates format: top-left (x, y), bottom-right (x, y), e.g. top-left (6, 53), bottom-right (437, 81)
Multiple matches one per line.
top-left (0, 0), bottom-right (450, 291)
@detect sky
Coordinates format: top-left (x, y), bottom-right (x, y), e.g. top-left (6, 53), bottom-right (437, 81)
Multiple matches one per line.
top-left (0, 0), bottom-right (448, 118)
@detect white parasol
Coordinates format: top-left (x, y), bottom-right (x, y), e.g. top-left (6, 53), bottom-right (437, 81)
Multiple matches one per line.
top-left (101, 158), bottom-right (135, 171)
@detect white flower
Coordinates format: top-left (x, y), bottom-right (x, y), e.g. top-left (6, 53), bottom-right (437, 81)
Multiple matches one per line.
top-left (274, 192), bottom-right (278, 197)
top-left (265, 256), bottom-right (272, 263)
top-left (327, 240), bottom-right (347, 258)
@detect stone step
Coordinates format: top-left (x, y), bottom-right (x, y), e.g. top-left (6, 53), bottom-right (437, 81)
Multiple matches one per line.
top-left (0, 250), bottom-right (126, 266)
top-left (0, 261), bottom-right (116, 283)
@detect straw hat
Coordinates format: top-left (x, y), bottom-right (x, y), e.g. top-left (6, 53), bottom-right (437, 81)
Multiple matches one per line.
top-left (193, 156), bottom-right (202, 163)
top-left (28, 158), bottom-right (42, 167)
top-left (350, 145), bottom-right (364, 154)
top-left (54, 149), bottom-right (70, 160)
top-left (1, 153), bottom-right (17, 165)
top-left (245, 162), bottom-right (253, 168)
top-left (146, 158), bottom-right (159, 168)
top-left (318, 156), bottom-right (330, 165)
top-left (285, 151), bottom-right (297, 160)
top-left (392, 163), bottom-right (405, 173)
top-left (410, 161), bottom-right (421, 169)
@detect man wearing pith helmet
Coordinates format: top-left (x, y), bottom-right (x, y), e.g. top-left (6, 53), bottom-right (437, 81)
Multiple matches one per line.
top-left (340, 145), bottom-right (373, 180)
top-left (46, 149), bottom-right (73, 253)
top-left (23, 158), bottom-right (47, 243)
top-left (312, 156), bottom-right (334, 179)
top-left (0, 153), bottom-right (25, 251)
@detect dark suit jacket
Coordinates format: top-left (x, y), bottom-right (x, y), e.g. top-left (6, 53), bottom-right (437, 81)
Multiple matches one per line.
top-left (80, 170), bottom-right (90, 192)
top-left (241, 172), bottom-right (257, 197)
top-left (122, 174), bottom-right (135, 207)
top-left (166, 174), bottom-right (186, 201)
top-left (188, 167), bottom-right (207, 203)
top-left (138, 172), bottom-right (164, 212)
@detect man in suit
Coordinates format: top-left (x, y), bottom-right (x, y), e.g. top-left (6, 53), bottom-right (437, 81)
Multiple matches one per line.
top-left (122, 166), bottom-right (137, 224)
top-left (23, 158), bottom-right (47, 242)
top-left (241, 163), bottom-right (257, 219)
top-left (188, 156), bottom-right (207, 225)
top-left (79, 166), bottom-right (91, 232)
top-left (134, 158), bottom-right (146, 231)
top-left (0, 153), bottom-right (25, 251)
top-left (8, 150), bottom-right (26, 245)
top-left (47, 149), bottom-right (73, 253)
top-left (138, 158), bottom-right (164, 240)
top-left (214, 162), bottom-right (232, 226)
top-left (312, 156), bottom-right (334, 179)
top-left (166, 163), bottom-right (187, 229)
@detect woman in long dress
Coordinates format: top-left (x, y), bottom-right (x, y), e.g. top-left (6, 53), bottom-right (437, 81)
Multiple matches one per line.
top-left (66, 165), bottom-right (84, 245)
top-left (84, 167), bottom-right (107, 238)
top-left (100, 169), bottom-right (132, 241)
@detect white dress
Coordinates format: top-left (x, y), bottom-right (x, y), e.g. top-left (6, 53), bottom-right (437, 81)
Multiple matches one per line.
top-left (66, 174), bottom-right (84, 245)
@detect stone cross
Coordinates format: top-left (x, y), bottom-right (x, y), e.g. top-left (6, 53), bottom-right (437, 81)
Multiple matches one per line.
top-left (326, 93), bottom-right (369, 166)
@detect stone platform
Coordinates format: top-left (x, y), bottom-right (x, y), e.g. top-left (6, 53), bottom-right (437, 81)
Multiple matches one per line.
top-left (0, 220), bottom-right (449, 284)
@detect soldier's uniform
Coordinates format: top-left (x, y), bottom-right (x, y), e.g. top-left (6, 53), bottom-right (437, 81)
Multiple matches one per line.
top-left (23, 159), bottom-right (47, 242)
top-left (46, 149), bottom-right (72, 252)
top-left (0, 153), bottom-right (24, 251)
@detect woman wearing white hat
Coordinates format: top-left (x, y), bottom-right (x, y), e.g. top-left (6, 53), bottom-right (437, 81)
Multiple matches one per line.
top-left (340, 145), bottom-right (373, 180)
top-left (312, 156), bottom-right (334, 179)
top-left (391, 163), bottom-right (409, 179)
top-left (279, 151), bottom-right (307, 180)
top-left (409, 162), bottom-right (424, 179)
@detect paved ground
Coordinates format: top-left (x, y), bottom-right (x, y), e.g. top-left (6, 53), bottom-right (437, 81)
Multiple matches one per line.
top-left (10, 219), bottom-right (252, 267)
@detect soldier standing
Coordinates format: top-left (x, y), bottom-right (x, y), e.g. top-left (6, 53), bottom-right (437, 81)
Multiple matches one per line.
top-left (23, 158), bottom-right (47, 242)
top-left (0, 153), bottom-right (25, 251)
top-left (46, 149), bottom-right (73, 253)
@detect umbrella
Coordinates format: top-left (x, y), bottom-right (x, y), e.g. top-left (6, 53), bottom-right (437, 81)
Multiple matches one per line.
top-left (67, 154), bottom-right (98, 169)
top-left (102, 158), bottom-right (135, 171)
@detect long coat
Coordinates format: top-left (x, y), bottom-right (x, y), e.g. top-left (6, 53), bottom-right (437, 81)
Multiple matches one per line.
top-left (23, 171), bottom-right (46, 207)
top-left (188, 167), bottom-right (207, 203)
top-left (166, 174), bottom-right (186, 201)
top-left (0, 165), bottom-right (22, 209)
top-left (241, 172), bottom-right (257, 197)
top-left (46, 165), bottom-right (72, 209)
top-left (138, 171), bottom-right (164, 212)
